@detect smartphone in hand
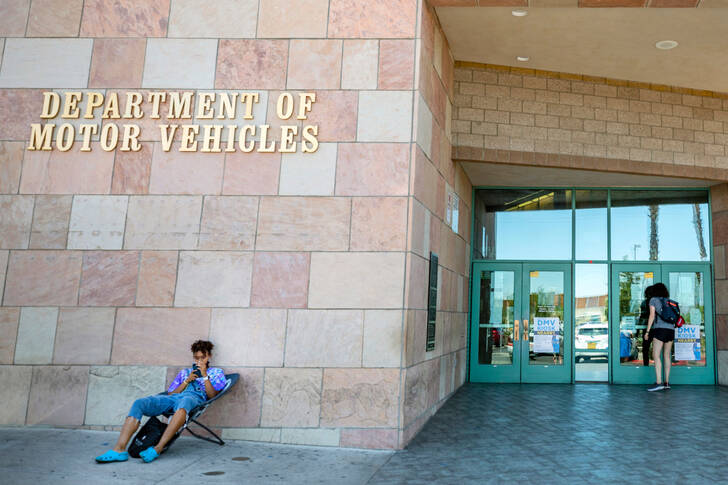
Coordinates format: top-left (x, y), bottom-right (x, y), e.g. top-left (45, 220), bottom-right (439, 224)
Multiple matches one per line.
top-left (192, 363), bottom-right (202, 378)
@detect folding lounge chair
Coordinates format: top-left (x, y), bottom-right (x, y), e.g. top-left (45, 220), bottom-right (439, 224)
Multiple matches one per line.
top-left (159, 373), bottom-right (239, 451)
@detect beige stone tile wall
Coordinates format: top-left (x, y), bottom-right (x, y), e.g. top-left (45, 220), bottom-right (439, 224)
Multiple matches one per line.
top-left (453, 63), bottom-right (728, 170)
top-left (0, 0), bottom-right (474, 450)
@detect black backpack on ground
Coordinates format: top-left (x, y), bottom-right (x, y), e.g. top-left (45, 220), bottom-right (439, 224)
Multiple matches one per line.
top-left (656, 297), bottom-right (681, 326)
top-left (128, 416), bottom-right (167, 458)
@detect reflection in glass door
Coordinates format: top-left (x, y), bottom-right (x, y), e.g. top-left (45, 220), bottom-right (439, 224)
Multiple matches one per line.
top-left (470, 262), bottom-right (572, 383)
top-left (470, 263), bottom-right (521, 383)
top-left (521, 264), bottom-right (572, 383)
top-left (663, 265), bottom-right (714, 384)
top-left (574, 264), bottom-right (609, 382)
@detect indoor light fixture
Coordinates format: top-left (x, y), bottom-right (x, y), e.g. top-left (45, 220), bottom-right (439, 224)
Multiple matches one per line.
top-left (512, 10), bottom-right (528, 17)
top-left (655, 40), bottom-right (678, 50)
top-left (517, 56), bottom-right (529, 62)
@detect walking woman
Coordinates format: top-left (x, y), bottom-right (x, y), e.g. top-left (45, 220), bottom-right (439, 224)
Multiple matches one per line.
top-left (645, 283), bottom-right (674, 391)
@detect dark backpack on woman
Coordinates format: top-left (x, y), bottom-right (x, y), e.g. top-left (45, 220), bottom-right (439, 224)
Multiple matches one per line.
top-left (128, 416), bottom-right (167, 458)
top-left (656, 297), bottom-right (683, 327)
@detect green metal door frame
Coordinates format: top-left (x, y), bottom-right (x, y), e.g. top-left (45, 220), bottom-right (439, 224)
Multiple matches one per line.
top-left (469, 262), bottom-right (523, 383)
top-left (467, 187), bottom-right (715, 385)
top-left (610, 262), bottom-right (714, 384)
top-left (520, 262), bottom-right (573, 384)
top-left (469, 262), bottom-right (572, 383)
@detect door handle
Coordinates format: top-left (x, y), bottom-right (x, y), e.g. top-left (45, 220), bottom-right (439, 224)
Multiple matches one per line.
top-left (523, 319), bottom-right (529, 341)
top-left (514, 320), bottom-right (520, 342)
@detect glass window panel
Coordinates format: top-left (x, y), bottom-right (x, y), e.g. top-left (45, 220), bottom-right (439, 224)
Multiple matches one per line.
top-left (574, 264), bottom-right (608, 381)
top-left (473, 189), bottom-right (572, 260)
top-left (478, 271), bottom-right (515, 365)
top-left (575, 190), bottom-right (607, 260)
top-left (669, 271), bottom-right (706, 367)
top-left (610, 190), bottom-right (710, 261)
top-left (528, 271), bottom-right (564, 365)
top-left (616, 270), bottom-right (655, 367)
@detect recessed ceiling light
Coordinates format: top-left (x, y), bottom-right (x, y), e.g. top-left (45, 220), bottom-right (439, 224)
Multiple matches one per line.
top-left (655, 40), bottom-right (678, 50)
top-left (512, 10), bottom-right (528, 17)
top-left (517, 56), bottom-right (530, 62)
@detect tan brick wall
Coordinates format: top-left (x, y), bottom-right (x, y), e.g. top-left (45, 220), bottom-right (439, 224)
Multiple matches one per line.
top-left (453, 63), bottom-right (728, 172)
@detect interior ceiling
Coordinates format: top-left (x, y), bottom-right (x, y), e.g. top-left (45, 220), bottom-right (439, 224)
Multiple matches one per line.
top-left (436, 7), bottom-right (728, 93)
top-left (461, 161), bottom-right (717, 187)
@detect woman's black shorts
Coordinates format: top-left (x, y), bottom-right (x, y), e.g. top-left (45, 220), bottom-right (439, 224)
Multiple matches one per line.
top-left (653, 328), bottom-right (675, 343)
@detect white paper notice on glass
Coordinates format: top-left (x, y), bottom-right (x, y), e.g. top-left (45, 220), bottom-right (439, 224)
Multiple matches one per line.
top-left (533, 317), bottom-right (560, 354)
top-left (675, 325), bottom-right (701, 361)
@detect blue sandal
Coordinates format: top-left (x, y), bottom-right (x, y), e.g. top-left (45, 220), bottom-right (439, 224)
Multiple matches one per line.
top-left (139, 447), bottom-right (159, 463)
top-left (95, 449), bottom-right (129, 463)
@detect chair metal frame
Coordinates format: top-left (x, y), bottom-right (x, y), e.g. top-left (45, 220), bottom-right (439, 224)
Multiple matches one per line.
top-left (159, 373), bottom-right (239, 451)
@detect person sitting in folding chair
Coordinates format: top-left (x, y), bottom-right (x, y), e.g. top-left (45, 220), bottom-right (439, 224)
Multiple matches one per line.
top-left (95, 340), bottom-right (227, 464)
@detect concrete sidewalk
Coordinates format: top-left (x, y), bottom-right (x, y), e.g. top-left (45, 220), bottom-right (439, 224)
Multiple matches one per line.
top-left (0, 427), bottom-right (393, 484)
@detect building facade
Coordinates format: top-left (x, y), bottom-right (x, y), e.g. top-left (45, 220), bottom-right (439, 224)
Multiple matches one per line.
top-left (0, 0), bottom-right (726, 450)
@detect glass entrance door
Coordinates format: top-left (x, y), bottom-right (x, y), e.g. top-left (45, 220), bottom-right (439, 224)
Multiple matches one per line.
top-left (611, 263), bottom-right (714, 384)
top-left (470, 262), bottom-right (572, 383)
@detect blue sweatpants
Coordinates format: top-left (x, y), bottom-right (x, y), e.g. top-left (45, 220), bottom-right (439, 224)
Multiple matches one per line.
top-left (128, 391), bottom-right (205, 421)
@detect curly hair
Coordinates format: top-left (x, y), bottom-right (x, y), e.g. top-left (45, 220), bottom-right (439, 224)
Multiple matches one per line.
top-left (191, 340), bottom-right (214, 356)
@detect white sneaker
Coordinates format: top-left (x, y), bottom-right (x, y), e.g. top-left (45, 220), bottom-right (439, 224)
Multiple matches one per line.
top-left (647, 384), bottom-right (664, 392)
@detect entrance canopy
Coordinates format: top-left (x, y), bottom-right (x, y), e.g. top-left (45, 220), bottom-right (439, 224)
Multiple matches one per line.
top-left (436, 6), bottom-right (728, 93)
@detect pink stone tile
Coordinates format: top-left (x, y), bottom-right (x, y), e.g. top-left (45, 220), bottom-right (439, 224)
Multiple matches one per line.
top-left (251, 252), bottom-right (310, 308)
top-left (340, 428), bottom-right (399, 449)
top-left (305, 91), bottom-right (357, 142)
top-left (222, 151), bottom-right (281, 195)
top-left (402, 358), bottom-right (440, 426)
top-left (79, 251), bottom-right (139, 306)
top-left (195, 367), bottom-right (263, 428)
top-left (257, 0), bottom-right (329, 38)
top-left (216, 40), bottom-right (288, 90)
top-left (407, 198), bottom-right (427, 257)
top-left (148, 143), bottom-right (224, 195)
top-left (335, 143), bottom-right (410, 196)
top-left (328, 0), bottom-right (417, 38)
top-left (199, 196), bottom-right (258, 250)
top-left (0, 142), bottom-right (24, 194)
top-left (0, 0), bottom-right (30, 36)
top-left (89, 38), bottom-right (146, 88)
top-left (27, 0), bottom-right (83, 37)
top-left (0, 308), bottom-right (20, 364)
top-left (53, 308), bottom-right (115, 364)
top-left (0, 195), bottom-right (34, 249)
top-left (112, 308), bottom-right (211, 365)
top-left (26, 366), bottom-right (89, 425)
top-left (261, 368), bottom-right (322, 427)
top-left (405, 253), bottom-right (429, 310)
top-left (210, 309), bottom-right (286, 366)
top-left (350, 197), bottom-right (408, 251)
top-left (4, 251), bottom-right (82, 306)
top-left (321, 369), bottom-right (400, 427)
top-left (404, 309), bottom-right (426, 366)
top-left (111, 144), bottom-right (152, 194)
top-left (29, 195), bottom-right (72, 249)
top-left (136, 250), bottom-right (177, 306)
top-left (412, 146), bottom-right (443, 217)
top-left (20, 144), bottom-right (114, 195)
top-left (379, 40), bottom-right (415, 90)
top-left (80, 0), bottom-right (170, 37)
top-left (341, 40), bottom-right (378, 89)
top-left (287, 40), bottom-right (342, 89)
top-left (0, 89), bottom-right (45, 140)
top-left (256, 197), bottom-right (351, 251)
